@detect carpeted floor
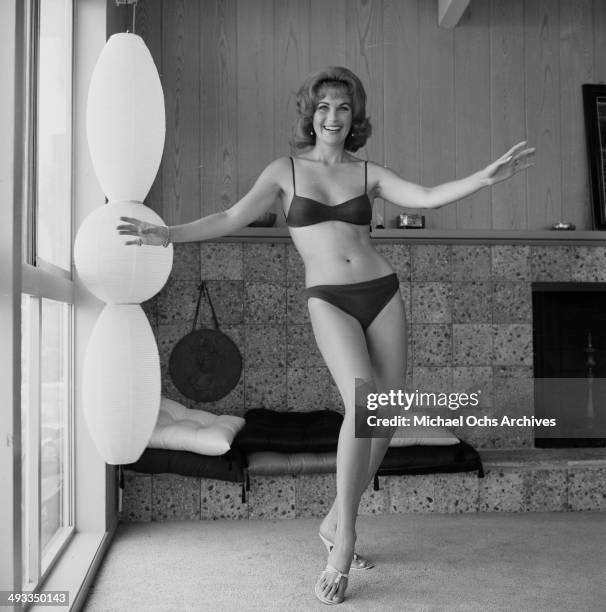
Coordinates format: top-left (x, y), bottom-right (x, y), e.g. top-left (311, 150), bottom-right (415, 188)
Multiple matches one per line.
top-left (83, 512), bottom-right (606, 612)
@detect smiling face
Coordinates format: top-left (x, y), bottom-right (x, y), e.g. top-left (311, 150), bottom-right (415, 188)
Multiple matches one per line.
top-left (312, 85), bottom-right (353, 148)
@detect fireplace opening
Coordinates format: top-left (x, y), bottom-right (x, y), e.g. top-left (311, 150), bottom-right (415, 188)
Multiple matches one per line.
top-left (532, 283), bottom-right (606, 448)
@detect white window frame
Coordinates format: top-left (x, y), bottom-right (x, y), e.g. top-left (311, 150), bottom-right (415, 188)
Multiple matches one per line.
top-left (20, 294), bottom-right (76, 590)
top-left (20, 0), bottom-right (76, 589)
top-left (1, 0), bottom-right (118, 609)
top-left (1, 0), bottom-right (26, 599)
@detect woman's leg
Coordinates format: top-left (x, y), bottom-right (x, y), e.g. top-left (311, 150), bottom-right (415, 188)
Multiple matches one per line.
top-left (320, 291), bottom-right (408, 546)
top-left (307, 297), bottom-right (376, 603)
top-left (365, 290), bottom-right (409, 477)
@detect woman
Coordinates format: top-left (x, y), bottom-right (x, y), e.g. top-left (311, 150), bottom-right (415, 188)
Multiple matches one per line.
top-left (117, 67), bottom-right (534, 605)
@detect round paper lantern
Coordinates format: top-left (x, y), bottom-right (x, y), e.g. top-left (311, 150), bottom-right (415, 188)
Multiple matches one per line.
top-left (86, 33), bottom-right (165, 202)
top-left (82, 304), bottom-right (160, 465)
top-left (74, 200), bottom-right (172, 304)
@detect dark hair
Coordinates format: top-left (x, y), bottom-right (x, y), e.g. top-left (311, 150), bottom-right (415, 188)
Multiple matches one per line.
top-left (292, 66), bottom-right (372, 152)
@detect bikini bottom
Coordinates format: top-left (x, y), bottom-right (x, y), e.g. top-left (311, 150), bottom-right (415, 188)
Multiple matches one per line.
top-left (305, 273), bottom-right (399, 331)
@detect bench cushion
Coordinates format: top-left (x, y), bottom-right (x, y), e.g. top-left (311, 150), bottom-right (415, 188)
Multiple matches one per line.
top-left (245, 440), bottom-right (483, 478)
top-left (148, 397), bottom-right (245, 456)
top-left (246, 451), bottom-right (337, 475)
top-left (379, 440), bottom-right (483, 477)
top-left (123, 447), bottom-right (244, 482)
top-left (233, 408), bottom-right (343, 453)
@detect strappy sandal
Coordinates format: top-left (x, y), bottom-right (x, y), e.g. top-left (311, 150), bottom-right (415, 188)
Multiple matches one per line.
top-left (319, 533), bottom-right (375, 570)
top-left (314, 564), bottom-right (349, 605)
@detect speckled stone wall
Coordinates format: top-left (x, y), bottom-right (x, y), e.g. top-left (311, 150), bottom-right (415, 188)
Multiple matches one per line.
top-left (121, 459), bottom-right (606, 522)
top-left (142, 242), bottom-right (606, 451)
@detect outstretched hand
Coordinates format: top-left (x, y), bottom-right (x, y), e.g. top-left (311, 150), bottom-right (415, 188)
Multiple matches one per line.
top-left (116, 216), bottom-right (170, 246)
top-left (481, 141), bottom-right (535, 186)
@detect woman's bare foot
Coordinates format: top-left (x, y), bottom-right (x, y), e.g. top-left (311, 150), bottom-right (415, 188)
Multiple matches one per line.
top-left (315, 566), bottom-right (349, 605)
top-left (315, 535), bottom-right (355, 604)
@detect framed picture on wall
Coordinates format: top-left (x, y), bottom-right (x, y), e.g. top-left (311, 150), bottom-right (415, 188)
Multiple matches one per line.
top-left (583, 84), bottom-right (606, 230)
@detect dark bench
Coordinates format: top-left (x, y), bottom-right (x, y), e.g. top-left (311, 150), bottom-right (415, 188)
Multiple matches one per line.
top-left (122, 409), bottom-right (484, 502)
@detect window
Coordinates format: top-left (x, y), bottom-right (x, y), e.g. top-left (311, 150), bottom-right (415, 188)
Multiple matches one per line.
top-left (35, 0), bottom-right (73, 273)
top-left (2, 0), bottom-right (111, 602)
top-left (20, 0), bottom-right (75, 591)
top-left (21, 296), bottom-right (73, 588)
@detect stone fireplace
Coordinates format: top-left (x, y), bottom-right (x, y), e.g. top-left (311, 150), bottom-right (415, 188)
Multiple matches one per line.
top-left (533, 283), bottom-right (606, 447)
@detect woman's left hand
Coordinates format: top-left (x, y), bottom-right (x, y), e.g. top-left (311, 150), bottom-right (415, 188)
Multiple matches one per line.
top-left (480, 141), bottom-right (536, 186)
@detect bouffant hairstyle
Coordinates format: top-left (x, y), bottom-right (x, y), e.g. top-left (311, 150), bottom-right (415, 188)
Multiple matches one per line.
top-left (292, 67), bottom-right (372, 152)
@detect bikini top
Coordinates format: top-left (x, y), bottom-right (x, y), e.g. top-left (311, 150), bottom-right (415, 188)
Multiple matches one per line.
top-left (285, 157), bottom-right (373, 228)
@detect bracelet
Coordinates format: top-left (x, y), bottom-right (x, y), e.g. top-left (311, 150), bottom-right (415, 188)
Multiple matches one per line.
top-left (162, 226), bottom-right (171, 248)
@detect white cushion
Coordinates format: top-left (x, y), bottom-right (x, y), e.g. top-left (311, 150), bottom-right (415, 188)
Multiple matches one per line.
top-left (388, 426), bottom-right (460, 447)
top-left (148, 396), bottom-right (245, 456)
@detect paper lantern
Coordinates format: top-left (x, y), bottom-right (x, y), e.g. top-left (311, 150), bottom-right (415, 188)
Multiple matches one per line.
top-left (82, 305), bottom-right (160, 464)
top-left (86, 33), bottom-right (165, 202)
top-left (74, 201), bottom-right (172, 303)
top-left (76, 33), bottom-right (169, 464)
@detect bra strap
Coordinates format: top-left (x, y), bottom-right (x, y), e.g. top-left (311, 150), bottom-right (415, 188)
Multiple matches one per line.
top-left (290, 156), bottom-right (296, 194)
top-left (364, 160), bottom-right (368, 192)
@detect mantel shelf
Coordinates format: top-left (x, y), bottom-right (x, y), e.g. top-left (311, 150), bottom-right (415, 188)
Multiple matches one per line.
top-left (217, 227), bottom-right (606, 245)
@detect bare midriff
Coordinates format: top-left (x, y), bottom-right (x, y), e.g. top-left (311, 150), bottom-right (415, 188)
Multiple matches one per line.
top-left (289, 221), bottom-right (393, 288)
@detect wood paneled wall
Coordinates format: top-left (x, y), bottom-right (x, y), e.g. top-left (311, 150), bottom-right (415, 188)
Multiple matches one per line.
top-left (136, 0), bottom-right (606, 230)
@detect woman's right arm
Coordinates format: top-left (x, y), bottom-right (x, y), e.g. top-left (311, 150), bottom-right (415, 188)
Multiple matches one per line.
top-left (117, 157), bottom-right (288, 245)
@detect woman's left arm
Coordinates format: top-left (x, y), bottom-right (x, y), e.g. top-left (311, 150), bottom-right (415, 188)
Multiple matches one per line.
top-left (373, 141), bottom-right (535, 210)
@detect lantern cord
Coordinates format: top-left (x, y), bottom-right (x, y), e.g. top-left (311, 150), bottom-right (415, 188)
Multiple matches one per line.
top-left (115, 0), bottom-right (137, 34)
